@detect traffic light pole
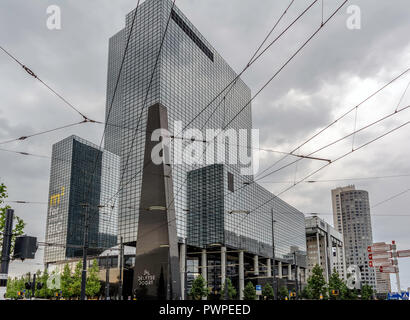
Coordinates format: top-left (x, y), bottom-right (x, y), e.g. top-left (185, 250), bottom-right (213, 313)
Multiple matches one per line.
top-left (0, 209), bottom-right (14, 299)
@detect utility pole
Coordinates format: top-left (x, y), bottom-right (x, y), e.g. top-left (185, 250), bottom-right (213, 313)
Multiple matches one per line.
top-left (118, 236), bottom-right (124, 300)
top-left (31, 273), bottom-right (36, 299)
top-left (0, 208), bottom-right (14, 300)
top-left (293, 251), bottom-right (299, 300)
top-left (80, 203), bottom-right (89, 300)
top-left (271, 208), bottom-right (277, 300)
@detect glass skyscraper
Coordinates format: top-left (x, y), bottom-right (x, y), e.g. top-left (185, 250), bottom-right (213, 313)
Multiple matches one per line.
top-left (105, 0), bottom-right (307, 298)
top-left (106, 0), bottom-right (252, 245)
top-left (44, 136), bottom-right (120, 264)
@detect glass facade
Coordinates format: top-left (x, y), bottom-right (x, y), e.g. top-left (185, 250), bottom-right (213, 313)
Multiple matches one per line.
top-left (187, 164), bottom-right (307, 263)
top-left (108, 0), bottom-right (252, 244)
top-left (44, 136), bottom-right (120, 264)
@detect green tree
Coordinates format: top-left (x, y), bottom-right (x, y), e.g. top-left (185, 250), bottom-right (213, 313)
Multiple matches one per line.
top-left (72, 261), bottom-right (83, 298)
top-left (37, 269), bottom-right (51, 299)
top-left (361, 284), bottom-right (374, 300)
top-left (189, 275), bottom-right (208, 300)
top-left (220, 278), bottom-right (237, 300)
top-left (262, 283), bottom-right (274, 300)
top-left (305, 264), bottom-right (327, 300)
top-left (278, 286), bottom-right (289, 300)
top-left (328, 269), bottom-right (344, 300)
top-left (61, 264), bottom-right (74, 299)
top-left (243, 282), bottom-right (256, 300)
top-left (86, 259), bottom-right (101, 298)
top-left (5, 277), bottom-right (18, 299)
top-left (0, 183), bottom-right (25, 257)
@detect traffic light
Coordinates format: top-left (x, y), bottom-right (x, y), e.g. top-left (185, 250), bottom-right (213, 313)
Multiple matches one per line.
top-left (37, 282), bottom-right (43, 290)
top-left (332, 290), bottom-right (339, 296)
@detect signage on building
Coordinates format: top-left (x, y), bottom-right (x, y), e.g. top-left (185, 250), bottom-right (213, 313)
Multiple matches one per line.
top-left (137, 269), bottom-right (156, 286)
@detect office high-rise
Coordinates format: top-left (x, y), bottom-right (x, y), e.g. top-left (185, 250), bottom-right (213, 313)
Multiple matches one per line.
top-left (106, 0), bottom-right (307, 297)
top-left (44, 136), bottom-right (120, 265)
top-left (331, 186), bottom-right (376, 289)
top-left (106, 0), bottom-right (252, 245)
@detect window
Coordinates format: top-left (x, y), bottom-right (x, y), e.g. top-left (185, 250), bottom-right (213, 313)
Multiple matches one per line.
top-left (227, 172), bottom-right (234, 192)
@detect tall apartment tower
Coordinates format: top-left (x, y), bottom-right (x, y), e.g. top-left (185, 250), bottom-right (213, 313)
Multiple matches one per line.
top-left (105, 0), bottom-right (252, 245)
top-left (331, 186), bottom-right (376, 289)
top-left (44, 136), bottom-right (120, 265)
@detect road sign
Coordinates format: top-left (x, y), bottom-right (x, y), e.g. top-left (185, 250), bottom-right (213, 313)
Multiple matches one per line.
top-left (256, 285), bottom-right (262, 295)
top-left (368, 244), bottom-right (392, 253)
top-left (369, 259), bottom-right (393, 268)
top-left (388, 292), bottom-right (401, 300)
top-left (379, 266), bottom-right (398, 273)
top-left (397, 250), bottom-right (410, 258)
top-left (369, 252), bottom-right (392, 260)
top-left (401, 292), bottom-right (409, 300)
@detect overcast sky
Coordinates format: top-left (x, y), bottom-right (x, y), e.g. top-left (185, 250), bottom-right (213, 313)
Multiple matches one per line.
top-left (1, 0), bottom-right (409, 291)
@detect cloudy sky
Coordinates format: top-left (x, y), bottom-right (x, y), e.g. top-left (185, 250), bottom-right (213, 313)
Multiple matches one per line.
top-left (0, 0), bottom-right (409, 291)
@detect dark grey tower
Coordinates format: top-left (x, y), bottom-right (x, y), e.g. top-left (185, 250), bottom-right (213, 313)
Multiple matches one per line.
top-left (133, 104), bottom-right (181, 300)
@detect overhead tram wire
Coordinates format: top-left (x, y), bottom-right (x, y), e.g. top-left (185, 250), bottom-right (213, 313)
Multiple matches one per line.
top-left (118, 0), bottom-right (350, 244)
top-left (254, 105), bottom-right (410, 183)
top-left (230, 120), bottom-right (410, 236)
top-left (79, 0), bottom-right (144, 253)
top-left (164, 0), bottom-right (349, 212)
top-left (95, 0), bottom-right (299, 213)
top-left (257, 173), bottom-right (410, 184)
top-left (114, 0), bottom-right (177, 195)
top-left (96, 0), bottom-right (178, 242)
top-left (109, 103), bottom-right (409, 219)
top-left (209, 104), bottom-right (410, 220)
top-left (91, 0), bottom-right (320, 211)
top-left (0, 120), bottom-right (88, 145)
top-left (372, 188), bottom-right (410, 209)
top-left (0, 45), bottom-right (90, 121)
top-left (254, 67), bottom-right (410, 180)
top-left (173, 0), bottom-right (318, 139)
top-left (101, 0), bottom-right (349, 235)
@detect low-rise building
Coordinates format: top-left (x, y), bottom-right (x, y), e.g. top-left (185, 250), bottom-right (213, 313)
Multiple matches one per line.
top-left (305, 216), bottom-right (346, 281)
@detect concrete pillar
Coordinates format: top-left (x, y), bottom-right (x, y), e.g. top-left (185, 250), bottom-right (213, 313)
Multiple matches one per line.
top-left (278, 261), bottom-right (282, 279)
top-left (316, 232), bottom-right (321, 267)
top-left (201, 249), bottom-right (207, 300)
top-left (253, 255), bottom-right (259, 276)
top-left (239, 251), bottom-right (244, 300)
top-left (266, 258), bottom-right (272, 277)
top-left (288, 264), bottom-right (292, 280)
top-left (297, 266), bottom-right (301, 284)
top-left (179, 243), bottom-right (186, 300)
top-left (324, 235), bottom-right (329, 282)
top-left (221, 246), bottom-right (226, 291)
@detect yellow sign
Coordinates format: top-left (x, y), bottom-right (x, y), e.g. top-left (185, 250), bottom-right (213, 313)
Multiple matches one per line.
top-left (50, 187), bottom-right (65, 206)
